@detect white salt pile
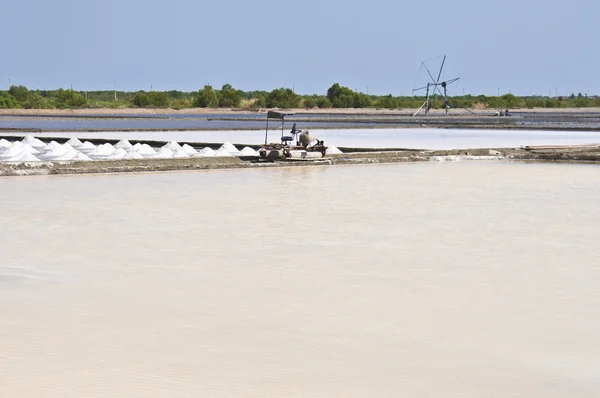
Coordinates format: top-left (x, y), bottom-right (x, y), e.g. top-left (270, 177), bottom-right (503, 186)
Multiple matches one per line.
top-left (51, 148), bottom-right (81, 161)
top-left (0, 143), bottom-right (28, 159)
top-left (196, 147), bottom-right (216, 157)
top-left (0, 139), bottom-right (12, 148)
top-left (71, 152), bottom-right (92, 161)
top-left (44, 141), bottom-right (62, 151)
top-left (181, 144), bottom-right (197, 155)
top-left (115, 139), bottom-right (133, 149)
top-left (162, 141), bottom-right (182, 152)
top-left (22, 136), bottom-right (47, 148)
top-left (325, 146), bottom-right (343, 155)
top-left (215, 147), bottom-right (234, 157)
top-left (66, 137), bottom-right (83, 146)
top-left (124, 151), bottom-right (144, 159)
top-left (132, 143), bottom-right (156, 155)
top-left (88, 143), bottom-right (116, 158)
top-left (62, 143), bottom-right (76, 151)
top-left (38, 144), bottom-right (69, 160)
top-left (4, 153), bottom-right (41, 162)
top-left (172, 149), bottom-right (190, 158)
top-left (239, 147), bottom-right (258, 156)
top-left (107, 148), bottom-right (128, 159)
top-left (152, 148), bottom-right (174, 159)
top-left (219, 142), bottom-right (238, 153)
top-left (80, 141), bottom-right (96, 150)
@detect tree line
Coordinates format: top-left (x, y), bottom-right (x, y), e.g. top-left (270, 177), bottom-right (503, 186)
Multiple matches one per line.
top-left (1, 83), bottom-right (599, 110)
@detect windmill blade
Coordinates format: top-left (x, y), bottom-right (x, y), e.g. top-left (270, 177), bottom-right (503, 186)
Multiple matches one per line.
top-left (444, 77), bottom-right (460, 85)
top-left (422, 63), bottom-right (437, 84)
top-left (436, 55), bottom-right (446, 84)
top-left (412, 85), bottom-right (429, 92)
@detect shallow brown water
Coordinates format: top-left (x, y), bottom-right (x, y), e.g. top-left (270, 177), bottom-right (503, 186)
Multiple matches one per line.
top-left (1, 162), bottom-right (599, 397)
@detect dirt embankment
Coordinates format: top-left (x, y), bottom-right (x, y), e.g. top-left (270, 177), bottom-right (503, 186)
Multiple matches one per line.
top-left (2, 146), bottom-right (599, 178)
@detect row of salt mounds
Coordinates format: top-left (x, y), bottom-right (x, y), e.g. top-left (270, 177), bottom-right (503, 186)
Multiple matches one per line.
top-left (37, 141), bottom-right (92, 161)
top-left (0, 141), bottom-right (42, 162)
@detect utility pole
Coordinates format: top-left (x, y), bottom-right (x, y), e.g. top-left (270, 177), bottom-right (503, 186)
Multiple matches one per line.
top-left (8, 78), bottom-right (10, 90)
top-left (114, 81), bottom-right (117, 101)
top-left (497, 86), bottom-right (500, 96)
top-left (555, 87), bottom-right (558, 98)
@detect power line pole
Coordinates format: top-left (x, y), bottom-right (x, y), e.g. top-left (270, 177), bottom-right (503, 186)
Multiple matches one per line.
top-left (114, 81), bottom-right (117, 101)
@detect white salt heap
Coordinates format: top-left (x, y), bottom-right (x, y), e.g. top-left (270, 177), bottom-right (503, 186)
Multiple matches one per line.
top-left (162, 141), bottom-right (182, 152)
top-left (325, 146), bottom-right (343, 155)
top-left (107, 148), bottom-right (128, 159)
top-left (11, 153), bottom-right (41, 162)
top-left (71, 152), bottom-right (92, 161)
top-left (132, 143), bottom-right (156, 155)
top-left (66, 137), bottom-right (83, 146)
top-left (89, 143), bottom-right (116, 158)
top-left (51, 148), bottom-right (81, 161)
top-left (22, 136), bottom-right (47, 148)
top-left (215, 147), bottom-right (234, 157)
top-left (239, 147), bottom-right (258, 156)
top-left (0, 139), bottom-right (12, 148)
top-left (197, 147), bottom-right (216, 157)
top-left (80, 141), bottom-right (96, 150)
top-left (115, 139), bottom-right (133, 149)
top-left (0, 143), bottom-right (28, 159)
top-left (38, 144), bottom-right (69, 160)
top-left (181, 144), bottom-right (197, 155)
top-left (124, 151), bottom-right (144, 159)
top-left (172, 149), bottom-right (190, 158)
top-left (219, 142), bottom-right (238, 153)
top-left (152, 148), bottom-right (174, 159)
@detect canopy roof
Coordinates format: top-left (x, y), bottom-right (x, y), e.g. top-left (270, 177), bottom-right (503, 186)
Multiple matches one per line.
top-left (267, 111), bottom-right (295, 120)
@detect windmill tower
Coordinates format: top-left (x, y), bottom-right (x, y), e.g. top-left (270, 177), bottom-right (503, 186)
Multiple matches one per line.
top-left (412, 55), bottom-right (460, 116)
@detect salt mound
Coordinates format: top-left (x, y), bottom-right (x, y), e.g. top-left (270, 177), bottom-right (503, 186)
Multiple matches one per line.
top-left (0, 143), bottom-right (27, 158)
top-left (44, 141), bottom-right (62, 151)
top-left (62, 143), bottom-right (75, 151)
top-left (38, 145), bottom-right (68, 160)
top-left (215, 147), bottom-right (234, 157)
top-left (51, 149), bottom-right (80, 161)
top-left (80, 141), bottom-right (96, 149)
top-left (124, 151), bottom-right (144, 159)
top-left (181, 144), bottom-right (197, 155)
top-left (5, 152), bottom-right (41, 162)
top-left (172, 149), bottom-right (190, 158)
top-left (239, 146), bottom-right (258, 156)
top-left (22, 136), bottom-right (47, 148)
top-left (19, 143), bottom-right (40, 155)
top-left (196, 147), bottom-right (215, 157)
top-left (89, 143), bottom-right (115, 157)
top-left (162, 141), bottom-right (182, 151)
top-left (152, 148), bottom-right (174, 158)
top-left (0, 139), bottom-right (12, 148)
top-left (115, 139), bottom-right (133, 149)
top-left (219, 142), bottom-right (238, 153)
top-left (66, 137), bottom-right (83, 146)
top-left (133, 144), bottom-right (156, 155)
top-left (71, 152), bottom-right (92, 161)
top-left (325, 146), bottom-right (343, 155)
top-left (107, 148), bottom-right (128, 159)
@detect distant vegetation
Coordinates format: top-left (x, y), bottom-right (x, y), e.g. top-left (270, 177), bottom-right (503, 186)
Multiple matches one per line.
top-left (1, 83), bottom-right (599, 110)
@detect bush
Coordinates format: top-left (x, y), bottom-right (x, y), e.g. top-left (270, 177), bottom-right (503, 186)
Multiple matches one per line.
top-left (193, 85), bottom-right (219, 107)
top-left (266, 88), bottom-right (300, 108)
top-left (218, 84), bottom-right (241, 108)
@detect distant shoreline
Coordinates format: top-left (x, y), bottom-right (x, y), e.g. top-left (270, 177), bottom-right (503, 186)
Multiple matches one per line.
top-left (1, 107), bottom-right (600, 117)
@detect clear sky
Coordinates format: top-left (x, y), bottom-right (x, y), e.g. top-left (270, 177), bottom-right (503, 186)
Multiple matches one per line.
top-left (0, 0), bottom-right (596, 96)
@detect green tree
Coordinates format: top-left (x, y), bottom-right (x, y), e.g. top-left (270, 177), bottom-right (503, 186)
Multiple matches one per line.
top-left (9, 85), bottom-right (29, 102)
top-left (21, 92), bottom-right (48, 109)
top-left (266, 88), bottom-right (300, 108)
top-left (54, 89), bottom-right (86, 108)
top-left (148, 92), bottom-right (169, 107)
top-left (132, 92), bottom-right (151, 107)
top-left (218, 84), bottom-right (241, 107)
top-left (0, 92), bottom-right (19, 109)
top-left (193, 85), bottom-right (219, 107)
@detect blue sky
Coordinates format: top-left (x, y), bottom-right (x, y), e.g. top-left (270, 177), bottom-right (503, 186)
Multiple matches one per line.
top-left (0, 0), bottom-right (595, 96)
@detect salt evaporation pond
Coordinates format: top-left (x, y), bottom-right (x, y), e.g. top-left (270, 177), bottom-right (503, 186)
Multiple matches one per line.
top-left (0, 136), bottom-right (262, 163)
top-left (1, 163), bottom-right (600, 397)
top-left (2, 128), bottom-right (599, 149)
